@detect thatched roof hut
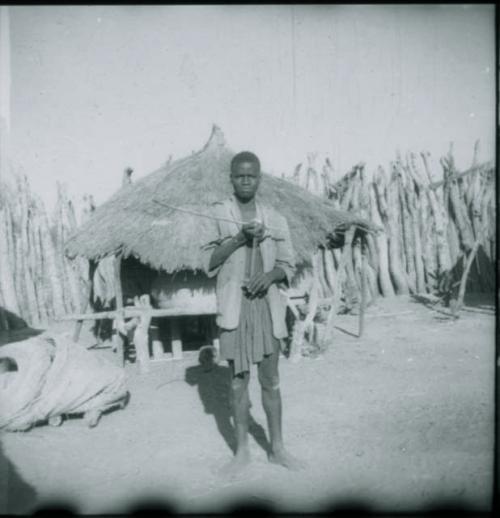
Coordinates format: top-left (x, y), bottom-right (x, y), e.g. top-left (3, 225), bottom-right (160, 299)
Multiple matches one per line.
top-left (65, 125), bottom-right (373, 274)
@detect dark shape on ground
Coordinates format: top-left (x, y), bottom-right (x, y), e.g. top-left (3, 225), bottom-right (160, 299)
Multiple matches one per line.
top-left (0, 439), bottom-right (38, 514)
top-left (411, 290), bottom-right (495, 321)
top-left (333, 325), bottom-right (359, 339)
top-left (185, 347), bottom-right (271, 455)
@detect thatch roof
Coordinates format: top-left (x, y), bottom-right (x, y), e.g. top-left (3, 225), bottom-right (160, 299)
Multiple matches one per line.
top-left (65, 126), bottom-right (374, 272)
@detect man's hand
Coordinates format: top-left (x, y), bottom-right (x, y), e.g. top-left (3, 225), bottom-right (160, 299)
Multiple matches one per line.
top-left (244, 267), bottom-right (286, 298)
top-left (245, 272), bottom-right (274, 298)
top-left (241, 220), bottom-right (265, 242)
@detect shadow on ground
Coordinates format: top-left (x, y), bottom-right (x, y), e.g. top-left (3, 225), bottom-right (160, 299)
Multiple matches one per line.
top-left (0, 439), bottom-right (38, 513)
top-left (184, 347), bottom-right (270, 456)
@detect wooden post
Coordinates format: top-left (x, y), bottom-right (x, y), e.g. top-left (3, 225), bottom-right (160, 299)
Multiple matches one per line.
top-left (170, 318), bottom-right (183, 360)
top-left (210, 316), bottom-right (220, 357)
top-left (297, 253), bottom-right (321, 359)
top-left (72, 294), bottom-right (92, 343)
top-left (397, 172), bottom-right (417, 293)
top-left (343, 229), bottom-right (359, 310)
top-left (369, 180), bottom-right (394, 297)
top-left (38, 199), bottom-right (65, 318)
top-left (322, 248), bottom-right (337, 296)
top-left (114, 254), bottom-right (123, 310)
top-left (441, 156), bottom-right (475, 253)
top-left (73, 320), bottom-right (84, 343)
top-left (19, 175), bottom-right (40, 326)
top-left (358, 236), bottom-right (368, 338)
top-left (319, 250), bottom-right (332, 298)
top-left (325, 226), bottom-right (355, 334)
top-left (452, 232), bottom-right (484, 318)
top-left (406, 171), bottom-right (426, 293)
top-left (212, 337), bottom-right (220, 358)
top-left (58, 184), bottom-right (84, 313)
top-left (421, 152), bottom-right (451, 274)
top-left (150, 324), bottom-right (164, 360)
top-left (133, 295), bottom-right (152, 374)
top-left (375, 167), bottom-right (408, 295)
top-left (29, 204), bottom-right (49, 325)
top-left (113, 254), bottom-right (125, 366)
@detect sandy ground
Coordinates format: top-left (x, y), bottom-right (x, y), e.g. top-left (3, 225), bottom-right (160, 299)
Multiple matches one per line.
top-left (0, 294), bottom-right (495, 515)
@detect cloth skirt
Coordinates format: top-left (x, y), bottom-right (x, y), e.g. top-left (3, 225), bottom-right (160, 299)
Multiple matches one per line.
top-left (219, 293), bottom-right (279, 376)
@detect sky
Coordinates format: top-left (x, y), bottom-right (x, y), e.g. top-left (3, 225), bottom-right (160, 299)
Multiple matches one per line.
top-left (5, 4), bottom-right (496, 211)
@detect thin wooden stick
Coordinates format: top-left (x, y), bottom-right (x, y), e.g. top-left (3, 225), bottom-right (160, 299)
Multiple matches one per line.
top-left (152, 199), bottom-right (283, 231)
top-left (428, 163), bottom-right (492, 191)
top-left (152, 198), bottom-right (376, 236)
top-left (250, 237), bottom-right (258, 278)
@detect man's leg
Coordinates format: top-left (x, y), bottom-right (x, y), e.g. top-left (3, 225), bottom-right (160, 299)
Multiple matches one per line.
top-left (258, 343), bottom-right (305, 470)
top-left (219, 362), bottom-right (251, 476)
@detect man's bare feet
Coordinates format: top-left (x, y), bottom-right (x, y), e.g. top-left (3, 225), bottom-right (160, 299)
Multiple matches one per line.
top-left (218, 448), bottom-right (251, 478)
top-left (268, 447), bottom-right (306, 471)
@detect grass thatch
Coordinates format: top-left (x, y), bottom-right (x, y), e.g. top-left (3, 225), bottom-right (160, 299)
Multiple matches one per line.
top-left (65, 126), bottom-right (374, 272)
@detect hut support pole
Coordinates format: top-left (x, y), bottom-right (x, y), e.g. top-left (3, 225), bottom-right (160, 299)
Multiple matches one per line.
top-left (73, 282), bottom-right (92, 342)
top-left (112, 322), bottom-right (125, 367)
top-left (210, 317), bottom-right (220, 357)
top-left (112, 254), bottom-right (125, 367)
top-left (72, 303), bottom-right (89, 343)
top-left (212, 337), bottom-right (220, 357)
top-left (170, 318), bottom-right (183, 360)
top-left (72, 322), bottom-right (83, 341)
top-left (133, 296), bottom-right (152, 374)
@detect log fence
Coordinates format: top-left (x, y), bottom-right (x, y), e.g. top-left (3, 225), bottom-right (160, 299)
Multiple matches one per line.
top-left (0, 143), bottom-right (495, 333)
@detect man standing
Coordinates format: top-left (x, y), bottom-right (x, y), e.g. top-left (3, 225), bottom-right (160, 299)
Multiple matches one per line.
top-left (203, 151), bottom-right (304, 476)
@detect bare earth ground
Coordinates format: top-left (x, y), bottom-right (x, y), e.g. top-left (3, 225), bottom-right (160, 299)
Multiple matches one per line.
top-left (1, 294), bottom-right (495, 514)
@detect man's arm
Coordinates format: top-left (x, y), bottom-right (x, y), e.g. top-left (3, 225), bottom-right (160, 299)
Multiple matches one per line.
top-left (208, 231), bottom-right (246, 272)
top-left (207, 220), bottom-right (266, 274)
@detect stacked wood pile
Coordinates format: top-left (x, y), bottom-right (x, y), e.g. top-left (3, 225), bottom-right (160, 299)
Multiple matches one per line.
top-left (0, 174), bottom-right (88, 330)
top-left (287, 142), bottom-right (495, 316)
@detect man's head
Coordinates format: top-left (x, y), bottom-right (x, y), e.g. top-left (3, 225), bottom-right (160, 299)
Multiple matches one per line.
top-left (230, 151), bottom-right (261, 202)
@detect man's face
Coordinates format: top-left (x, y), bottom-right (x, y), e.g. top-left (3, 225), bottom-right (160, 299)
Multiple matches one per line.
top-left (230, 161), bottom-right (261, 201)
